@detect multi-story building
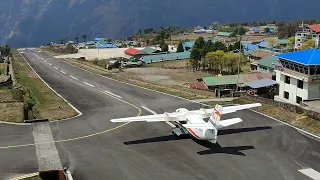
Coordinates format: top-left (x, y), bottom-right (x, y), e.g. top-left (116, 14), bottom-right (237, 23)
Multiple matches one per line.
top-left (295, 23), bottom-right (320, 49)
top-left (273, 49), bottom-right (320, 105)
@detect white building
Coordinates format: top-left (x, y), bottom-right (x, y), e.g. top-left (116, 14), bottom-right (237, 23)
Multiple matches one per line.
top-left (274, 49), bottom-right (320, 105)
top-left (295, 23), bottom-right (320, 49)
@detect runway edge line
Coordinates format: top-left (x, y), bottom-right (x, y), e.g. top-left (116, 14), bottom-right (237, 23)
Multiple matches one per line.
top-left (18, 50), bottom-right (83, 121)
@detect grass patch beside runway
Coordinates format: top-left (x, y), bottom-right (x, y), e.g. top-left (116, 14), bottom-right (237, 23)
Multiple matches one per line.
top-left (11, 49), bottom-right (77, 121)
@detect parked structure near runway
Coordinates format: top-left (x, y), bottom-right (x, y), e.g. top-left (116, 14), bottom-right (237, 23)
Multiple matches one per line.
top-left (273, 48), bottom-right (320, 106)
top-left (140, 51), bottom-right (191, 63)
top-left (197, 72), bottom-right (274, 97)
top-left (124, 48), bottom-right (147, 58)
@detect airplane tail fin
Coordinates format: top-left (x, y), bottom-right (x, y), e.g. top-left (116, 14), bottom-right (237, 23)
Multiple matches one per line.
top-left (208, 104), bottom-right (223, 126)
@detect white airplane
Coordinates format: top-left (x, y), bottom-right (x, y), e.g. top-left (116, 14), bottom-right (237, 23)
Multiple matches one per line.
top-left (110, 103), bottom-right (262, 144)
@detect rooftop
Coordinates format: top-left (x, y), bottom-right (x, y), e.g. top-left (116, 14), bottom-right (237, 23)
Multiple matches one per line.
top-left (186, 81), bottom-right (208, 90)
top-left (249, 49), bottom-right (276, 59)
top-left (202, 73), bottom-right (272, 86)
top-left (217, 32), bottom-right (232, 37)
top-left (258, 55), bottom-right (279, 69)
top-left (141, 47), bottom-right (160, 54)
top-left (274, 48), bottom-right (320, 65)
top-left (307, 24), bottom-right (320, 33)
top-left (124, 48), bottom-right (147, 56)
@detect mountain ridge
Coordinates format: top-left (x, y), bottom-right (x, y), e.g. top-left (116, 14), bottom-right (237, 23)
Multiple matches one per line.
top-left (1, 0), bottom-right (320, 47)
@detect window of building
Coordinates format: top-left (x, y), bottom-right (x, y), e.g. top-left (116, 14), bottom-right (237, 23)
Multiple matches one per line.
top-left (284, 91), bottom-right (289, 99)
top-left (285, 76), bottom-right (290, 84)
top-left (298, 80), bottom-right (303, 89)
top-left (296, 96), bottom-right (302, 104)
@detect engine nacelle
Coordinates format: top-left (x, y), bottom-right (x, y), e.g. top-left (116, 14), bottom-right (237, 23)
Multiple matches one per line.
top-left (176, 108), bottom-right (189, 113)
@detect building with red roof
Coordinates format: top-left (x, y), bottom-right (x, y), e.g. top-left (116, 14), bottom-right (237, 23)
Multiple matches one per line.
top-left (124, 48), bottom-right (147, 57)
top-left (295, 23), bottom-right (320, 49)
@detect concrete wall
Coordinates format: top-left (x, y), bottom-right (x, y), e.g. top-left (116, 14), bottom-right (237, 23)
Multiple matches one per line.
top-left (243, 94), bottom-right (320, 120)
top-left (308, 82), bottom-right (320, 99)
top-left (276, 70), bottom-right (309, 104)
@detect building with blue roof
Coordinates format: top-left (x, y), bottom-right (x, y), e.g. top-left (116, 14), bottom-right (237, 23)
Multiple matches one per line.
top-left (273, 48), bottom-right (320, 105)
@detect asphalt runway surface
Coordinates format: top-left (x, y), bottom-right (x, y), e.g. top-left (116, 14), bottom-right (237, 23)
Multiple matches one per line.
top-left (0, 49), bottom-right (319, 180)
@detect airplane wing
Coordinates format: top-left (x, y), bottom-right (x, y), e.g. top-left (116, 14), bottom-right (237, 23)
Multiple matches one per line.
top-left (110, 112), bottom-right (187, 122)
top-left (188, 103), bottom-right (262, 117)
top-left (216, 118), bottom-right (243, 129)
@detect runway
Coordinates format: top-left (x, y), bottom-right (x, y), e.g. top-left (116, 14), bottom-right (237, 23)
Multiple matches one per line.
top-left (0, 49), bottom-right (319, 180)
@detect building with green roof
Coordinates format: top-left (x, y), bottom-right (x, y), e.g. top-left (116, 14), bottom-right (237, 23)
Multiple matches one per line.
top-left (141, 47), bottom-right (161, 55)
top-left (217, 32), bottom-right (232, 37)
top-left (257, 55), bottom-right (279, 73)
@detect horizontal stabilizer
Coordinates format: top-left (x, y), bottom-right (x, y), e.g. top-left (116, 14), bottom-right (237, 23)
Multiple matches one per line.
top-left (182, 123), bottom-right (216, 129)
top-left (222, 103), bottom-right (261, 115)
top-left (216, 118), bottom-right (242, 129)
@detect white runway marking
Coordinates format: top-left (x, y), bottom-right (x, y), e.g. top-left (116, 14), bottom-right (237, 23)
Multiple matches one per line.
top-left (70, 76), bottom-right (78, 80)
top-left (104, 91), bottom-right (122, 99)
top-left (141, 106), bottom-right (176, 127)
top-left (48, 63), bottom-right (52, 66)
top-left (60, 71), bottom-right (66, 74)
top-left (44, 60), bottom-right (47, 63)
top-left (32, 122), bottom-right (62, 171)
top-left (84, 82), bottom-right (95, 87)
top-left (53, 67), bottom-right (58, 70)
top-left (299, 168), bottom-right (320, 180)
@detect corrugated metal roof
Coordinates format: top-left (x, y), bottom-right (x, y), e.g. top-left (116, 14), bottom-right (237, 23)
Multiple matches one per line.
top-left (274, 48), bottom-right (320, 65)
top-left (124, 48), bottom-right (147, 56)
top-left (187, 82), bottom-right (208, 90)
top-left (246, 78), bottom-right (277, 88)
top-left (217, 32), bottom-right (232, 37)
top-left (202, 73), bottom-right (272, 86)
top-left (141, 47), bottom-right (159, 54)
top-left (258, 55), bottom-right (279, 69)
top-left (249, 49), bottom-right (275, 59)
top-left (140, 51), bottom-right (190, 63)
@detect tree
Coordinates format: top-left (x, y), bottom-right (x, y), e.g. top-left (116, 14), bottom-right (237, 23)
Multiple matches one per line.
top-left (286, 37), bottom-right (295, 50)
top-left (144, 28), bottom-right (154, 34)
top-left (60, 38), bottom-right (65, 44)
top-left (0, 45), bottom-right (10, 57)
top-left (233, 27), bottom-right (246, 35)
top-left (81, 34), bottom-right (87, 43)
top-left (194, 37), bottom-right (205, 49)
top-left (176, 42), bottom-right (184, 52)
top-left (74, 37), bottom-right (79, 44)
top-left (161, 43), bottom-right (169, 52)
top-left (203, 40), bottom-right (215, 55)
top-left (190, 48), bottom-right (201, 70)
top-left (266, 38), bottom-right (279, 51)
top-left (137, 29), bottom-right (142, 35)
top-left (213, 41), bottom-right (227, 52)
top-left (264, 27), bottom-right (270, 33)
top-left (228, 44), bottom-right (234, 52)
top-left (137, 42), bottom-right (142, 47)
top-left (146, 39), bottom-right (150, 46)
top-left (232, 41), bottom-right (242, 51)
top-left (302, 39), bottom-right (316, 49)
